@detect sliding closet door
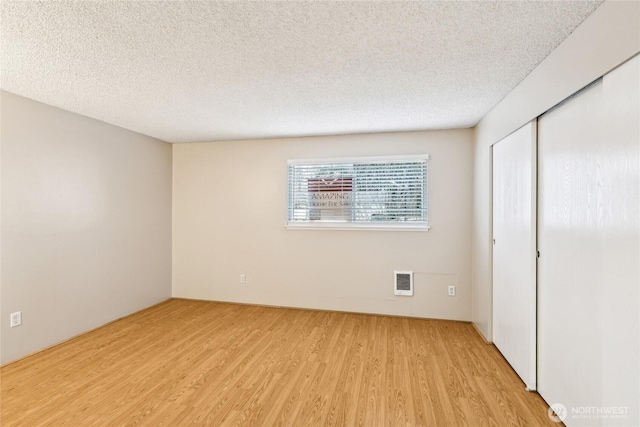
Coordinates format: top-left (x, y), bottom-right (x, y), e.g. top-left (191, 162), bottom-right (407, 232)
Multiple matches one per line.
top-left (492, 121), bottom-right (537, 390)
top-left (538, 55), bottom-right (639, 426)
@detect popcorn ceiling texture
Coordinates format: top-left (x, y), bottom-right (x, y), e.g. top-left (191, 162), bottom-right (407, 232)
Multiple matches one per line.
top-left (1, 1), bottom-right (602, 143)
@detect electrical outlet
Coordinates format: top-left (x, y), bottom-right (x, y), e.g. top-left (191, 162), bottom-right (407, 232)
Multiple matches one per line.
top-left (448, 286), bottom-right (456, 297)
top-left (10, 311), bottom-right (22, 328)
top-left (240, 274), bottom-right (246, 283)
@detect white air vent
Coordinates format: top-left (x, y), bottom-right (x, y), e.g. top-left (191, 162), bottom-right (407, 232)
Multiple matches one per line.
top-left (394, 271), bottom-right (413, 296)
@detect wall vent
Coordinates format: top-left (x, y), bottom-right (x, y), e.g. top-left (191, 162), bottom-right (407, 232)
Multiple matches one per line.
top-left (394, 271), bottom-right (413, 296)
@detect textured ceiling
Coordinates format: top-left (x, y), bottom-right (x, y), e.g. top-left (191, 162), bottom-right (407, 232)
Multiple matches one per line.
top-left (1, 1), bottom-right (602, 143)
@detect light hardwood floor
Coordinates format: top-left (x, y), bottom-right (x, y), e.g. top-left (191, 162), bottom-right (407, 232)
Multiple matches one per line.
top-left (1, 299), bottom-right (557, 426)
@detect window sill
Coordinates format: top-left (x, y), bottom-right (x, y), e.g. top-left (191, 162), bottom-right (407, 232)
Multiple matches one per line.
top-left (286, 222), bottom-right (430, 231)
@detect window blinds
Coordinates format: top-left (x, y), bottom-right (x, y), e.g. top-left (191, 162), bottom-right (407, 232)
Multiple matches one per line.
top-left (287, 156), bottom-right (428, 228)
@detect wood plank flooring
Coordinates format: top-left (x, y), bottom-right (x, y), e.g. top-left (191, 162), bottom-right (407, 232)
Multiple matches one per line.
top-left (1, 299), bottom-right (557, 426)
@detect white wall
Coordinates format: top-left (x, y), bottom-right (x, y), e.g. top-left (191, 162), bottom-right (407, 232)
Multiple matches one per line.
top-left (471, 0), bottom-right (640, 340)
top-left (0, 91), bottom-right (173, 363)
top-left (173, 130), bottom-right (472, 320)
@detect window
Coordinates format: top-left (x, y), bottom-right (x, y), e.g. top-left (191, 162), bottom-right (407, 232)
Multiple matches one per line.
top-left (287, 155), bottom-right (429, 229)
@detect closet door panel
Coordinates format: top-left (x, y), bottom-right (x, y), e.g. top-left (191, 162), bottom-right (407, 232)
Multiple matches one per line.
top-left (538, 54), bottom-right (639, 426)
top-left (538, 79), bottom-right (604, 425)
top-left (492, 121), bottom-right (537, 390)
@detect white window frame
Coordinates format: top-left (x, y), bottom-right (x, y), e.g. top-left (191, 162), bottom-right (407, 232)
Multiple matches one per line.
top-left (286, 154), bottom-right (429, 231)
